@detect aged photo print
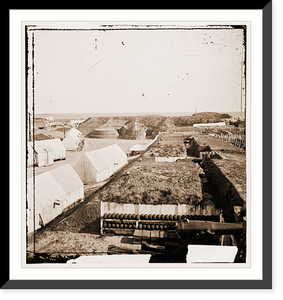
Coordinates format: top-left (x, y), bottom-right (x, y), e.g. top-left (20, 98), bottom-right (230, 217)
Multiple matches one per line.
top-left (25, 23), bottom-right (247, 266)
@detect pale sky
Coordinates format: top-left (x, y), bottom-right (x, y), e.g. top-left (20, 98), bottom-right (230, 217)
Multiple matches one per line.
top-left (28, 26), bottom-right (245, 114)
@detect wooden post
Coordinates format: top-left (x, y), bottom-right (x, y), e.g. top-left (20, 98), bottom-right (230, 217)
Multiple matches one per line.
top-left (220, 211), bottom-right (225, 246)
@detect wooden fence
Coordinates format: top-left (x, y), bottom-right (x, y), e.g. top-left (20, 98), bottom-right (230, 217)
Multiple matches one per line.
top-left (216, 133), bottom-right (246, 149)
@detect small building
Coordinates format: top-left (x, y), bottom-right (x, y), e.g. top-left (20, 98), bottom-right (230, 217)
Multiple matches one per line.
top-left (34, 118), bottom-right (49, 129)
top-left (62, 128), bottom-right (82, 151)
top-left (70, 119), bottom-right (85, 128)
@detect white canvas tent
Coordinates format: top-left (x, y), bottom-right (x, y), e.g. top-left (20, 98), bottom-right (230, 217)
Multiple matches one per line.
top-left (49, 164), bottom-right (84, 209)
top-left (45, 139), bottom-right (66, 161)
top-left (74, 150), bottom-right (112, 184)
top-left (129, 144), bottom-right (148, 155)
top-left (94, 148), bottom-right (115, 174)
top-left (32, 140), bottom-right (54, 167)
top-left (27, 164), bottom-right (84, 233)
top-left (62, 128), bottom-right (82, 151)
top-left (27, 172), bottom-right (66, 232)
top-left (74, 144), bottom-right (127, 184)
top-left (95, 144), bottom-right (127, 172)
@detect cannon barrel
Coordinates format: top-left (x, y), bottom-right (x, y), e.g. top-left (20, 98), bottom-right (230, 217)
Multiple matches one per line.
top-left (177, 220), bottom-right (243, 235)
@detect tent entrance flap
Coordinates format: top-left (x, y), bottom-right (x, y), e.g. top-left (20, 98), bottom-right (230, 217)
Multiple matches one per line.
top-left (53, 199), bottom-right (61, 208)
top-left (39, 214), bottom-right (44, 227)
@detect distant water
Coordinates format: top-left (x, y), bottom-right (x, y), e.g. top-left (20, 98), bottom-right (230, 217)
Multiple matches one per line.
top-left (35, 111), bottom-right (244, 120)
top-left (35, 112), bottom-right (195, 120)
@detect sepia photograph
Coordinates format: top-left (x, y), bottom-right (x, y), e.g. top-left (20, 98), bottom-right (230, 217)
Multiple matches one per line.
top-left (25, 23), bottom-right (247, 266)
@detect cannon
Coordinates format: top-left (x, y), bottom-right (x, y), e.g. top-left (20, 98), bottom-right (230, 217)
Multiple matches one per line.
top-left (176, 220), bottom-right (243, 236)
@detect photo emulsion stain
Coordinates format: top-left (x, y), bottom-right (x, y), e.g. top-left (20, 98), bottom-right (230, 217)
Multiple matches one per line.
top-left (25, 24), bottom-right (247, 266)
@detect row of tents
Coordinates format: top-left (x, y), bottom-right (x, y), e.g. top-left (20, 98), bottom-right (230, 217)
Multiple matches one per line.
top-left (28, 128), bottom-right (83, 167)
top-left (27, 143), bottom-right (128, 232)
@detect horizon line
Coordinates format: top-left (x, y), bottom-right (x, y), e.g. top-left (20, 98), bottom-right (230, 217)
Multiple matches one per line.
top-left (35, 111), bottom-right (242, 115)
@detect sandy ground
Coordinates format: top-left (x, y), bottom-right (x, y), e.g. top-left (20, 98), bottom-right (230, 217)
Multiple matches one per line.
top-left (27, 137), bottom-right (152, 178)
top-left (27, 230), bottom-right (125, 255)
